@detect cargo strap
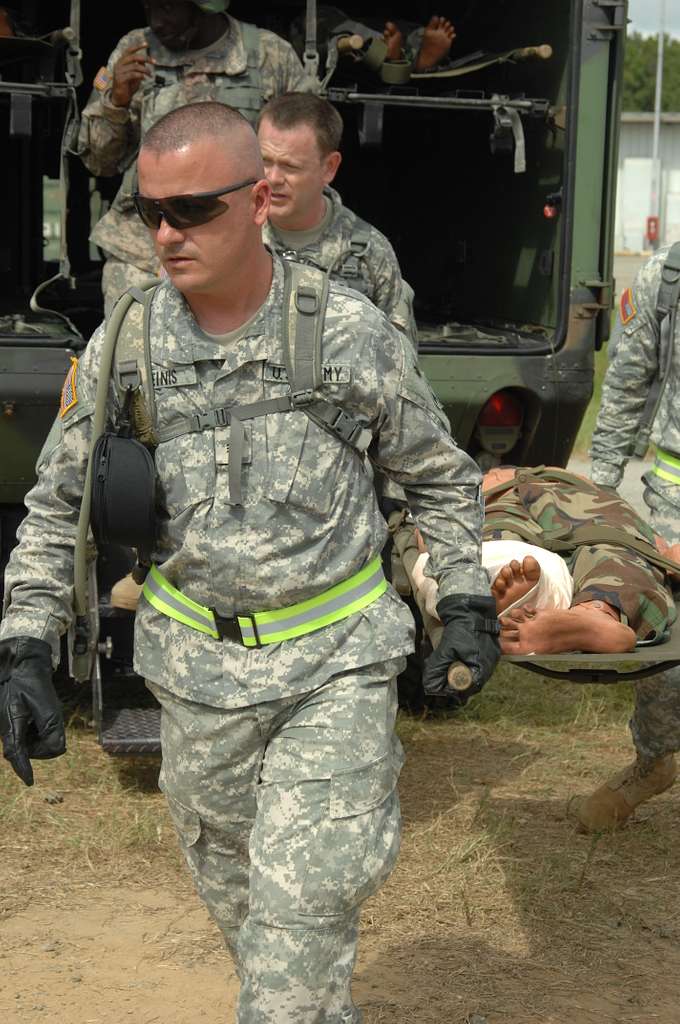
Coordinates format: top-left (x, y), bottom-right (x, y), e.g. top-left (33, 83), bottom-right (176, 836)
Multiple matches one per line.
top-left (634, 241), bottom-right (680, 457)
top-left (142, 556), bottom-right (388, 646)
top-left (651, 445), bottom-right (680, 487)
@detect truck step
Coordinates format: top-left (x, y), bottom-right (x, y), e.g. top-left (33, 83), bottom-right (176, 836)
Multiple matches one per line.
top-left (101, 706), bottom-right (161, 755)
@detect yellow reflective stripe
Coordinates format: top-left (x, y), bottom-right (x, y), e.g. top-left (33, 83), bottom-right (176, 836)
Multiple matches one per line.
top-left (656, 446), bottom-right (680, 469)
top-left (238, 575), bottom-right (388, 647)
top-left (143, 564), bottom-right (220, 639)
top-left (652, 464), bottom-right (680, 485)
top-left (143, 555), bottom-right (387, 646)
top-left (247, 555), bottom-right (383, 626)
top-left (143, 582), bottom-right (219, 639)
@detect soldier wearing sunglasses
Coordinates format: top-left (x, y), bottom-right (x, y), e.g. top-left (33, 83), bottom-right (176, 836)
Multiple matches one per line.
top-left (78, 0), bottom-right (307, 316)
top-left (1, 103), bottom-right (499, 1021)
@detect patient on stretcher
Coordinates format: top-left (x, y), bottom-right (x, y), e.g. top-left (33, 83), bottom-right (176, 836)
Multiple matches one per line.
top-left (404, 467), bottom-right (680, 656)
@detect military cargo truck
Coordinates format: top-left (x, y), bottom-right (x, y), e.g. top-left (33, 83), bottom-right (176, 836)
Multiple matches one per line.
top-left (0, 0), bottom-right (627, 750)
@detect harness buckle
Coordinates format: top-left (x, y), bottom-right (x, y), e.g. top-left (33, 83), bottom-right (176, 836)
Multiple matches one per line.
top-left (192, 411), bottom-right (220, 432)
top-left (291, 388), bottom-right (315, 407)
top-left (296, 287), bottom-right (319, 315)
top-left (330, 407), bottom-right (360, 444)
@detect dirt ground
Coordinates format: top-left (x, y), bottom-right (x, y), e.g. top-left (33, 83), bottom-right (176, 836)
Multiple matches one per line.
top-left (2, 666), bottom-right (680, 1024)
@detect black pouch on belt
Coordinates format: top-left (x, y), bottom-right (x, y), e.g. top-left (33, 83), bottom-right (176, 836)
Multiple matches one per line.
top-left (91, 433), bottom-right (156, 556)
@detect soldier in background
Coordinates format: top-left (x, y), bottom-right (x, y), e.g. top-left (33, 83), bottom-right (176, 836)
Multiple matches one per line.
top-left (258, 92), bottom-right (417, 347)
top-left (588, 246), bottom-right (680, 830)
top-left (78, 0), bottom-right (306, 316)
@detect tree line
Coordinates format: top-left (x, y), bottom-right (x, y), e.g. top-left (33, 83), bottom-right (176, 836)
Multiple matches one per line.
top-left (623, 32), bottom-right (680, 112)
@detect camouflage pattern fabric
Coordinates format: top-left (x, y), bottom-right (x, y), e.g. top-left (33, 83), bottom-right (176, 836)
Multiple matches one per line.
top-left (483, 469), bottom-right (680, 763)
top-left (263, 187), bottom-right (417, 346)
top-left (78, 16), bottom-right (306, 277)
top-left (591, 245), bottom-right (680, 497)
top-left (482, 469), bottom-right (675, 641)
top-left (148, 660), bottom-right (403, 1022)
top-left (101, 257), bottom-right (159, 319)
top-left (0, 255), bottom-right (489, 702)
top-left (631, 489), bottom-right (680, 763)
top-left (1, 255), bottom-right (487, 1021)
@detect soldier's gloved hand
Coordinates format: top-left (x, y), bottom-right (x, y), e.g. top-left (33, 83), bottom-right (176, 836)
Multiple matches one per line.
top-left (0, 638), bottom-right (65, 786)
top-left (422, 594), bottom-right (501, 705)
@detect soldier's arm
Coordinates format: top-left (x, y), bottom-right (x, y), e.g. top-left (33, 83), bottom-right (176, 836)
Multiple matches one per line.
top-left (590, 267), bottom-right (660, 488)
top-left (365, 234), bottom-right (418, 349)
top-left (0, 329), bottom-right (110, 666)
top-left (371, 330), bottom-right (489, 599)
top-left (258, 30), bottom-right (309, 96)
top-left (77, 31), bottom-right (146, 178)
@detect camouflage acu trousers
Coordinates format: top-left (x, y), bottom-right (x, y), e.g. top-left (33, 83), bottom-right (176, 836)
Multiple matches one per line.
top-left (630, 489), bottom-right (680, 763)
top-left (101, 256), bottom-right (159, 319)
top-left (148, 658), bottom-right (405, 1024)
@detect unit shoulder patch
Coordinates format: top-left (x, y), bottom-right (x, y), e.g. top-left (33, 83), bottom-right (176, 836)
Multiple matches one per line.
top-left (620, 286), bottom-right (637, 326)
top-left (93, 66), bottom-right (111, 92)
top-left (59, 357), bottom-right (78, 418)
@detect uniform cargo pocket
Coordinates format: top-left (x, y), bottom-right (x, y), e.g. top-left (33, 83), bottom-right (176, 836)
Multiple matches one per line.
top-left (164, 793), bottom-right (202, 849)
top-left (265, 410), bottom-right (347, 518)
top-left (299, 753), bottom-right (402, 917)
top-left (155, 432), bottom-right (215, 518)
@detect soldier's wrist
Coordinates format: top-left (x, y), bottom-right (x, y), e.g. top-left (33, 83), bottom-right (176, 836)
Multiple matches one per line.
top-left (100, 91), bottom-right (131, 122)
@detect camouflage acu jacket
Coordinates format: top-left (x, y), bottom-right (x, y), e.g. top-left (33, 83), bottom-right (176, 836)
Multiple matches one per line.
top-left (78, 16), bottom-right (305, 269)
top-left (591, 245), bottom-right (680, 502)
top-left (263, 187), bottom-right (417, 346)
top-left (1, 257), bottom-right (488, 709)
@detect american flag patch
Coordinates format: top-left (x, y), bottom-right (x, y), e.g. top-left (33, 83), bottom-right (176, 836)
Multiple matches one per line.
top-left (93, 66), bottom-right (111, 92)
top-left (60, 357), bottom-right (78, 418)
top-left (620, 286), bottom-right (637, 325)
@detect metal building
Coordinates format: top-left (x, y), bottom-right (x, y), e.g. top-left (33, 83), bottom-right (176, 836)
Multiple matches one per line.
top-left (615, 111), bottom-right (680, 251)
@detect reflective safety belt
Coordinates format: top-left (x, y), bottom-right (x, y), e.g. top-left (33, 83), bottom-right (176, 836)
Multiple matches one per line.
top-left (142, 556), bottom-right (388, 647)
top-left (652, 445), bottom-right (680, 486)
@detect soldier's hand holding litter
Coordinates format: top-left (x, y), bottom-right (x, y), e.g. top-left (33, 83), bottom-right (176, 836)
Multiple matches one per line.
top-left (422, 594), bottom-right (500, 703)
top-left (111, 44), bottom-right (154, 108)
top-left (0, 638), bottom-right (65, 786)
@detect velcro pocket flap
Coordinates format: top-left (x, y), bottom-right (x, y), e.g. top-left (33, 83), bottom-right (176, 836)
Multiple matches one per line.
top-left (164, 794), bottom-right (202, 848)
top-left (329, 753), bottom-right (400, 820)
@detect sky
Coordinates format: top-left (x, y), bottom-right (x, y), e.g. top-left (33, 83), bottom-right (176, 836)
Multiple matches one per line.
top-left (628, 0), bottom-right (680, 39)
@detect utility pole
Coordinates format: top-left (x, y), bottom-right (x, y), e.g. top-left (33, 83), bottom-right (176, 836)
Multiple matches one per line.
top-left (649, 0), bottom-right (666, 249)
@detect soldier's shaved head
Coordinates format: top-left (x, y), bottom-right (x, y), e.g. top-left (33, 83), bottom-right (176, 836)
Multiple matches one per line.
top-left (141, 101), bottom-right (264, 177)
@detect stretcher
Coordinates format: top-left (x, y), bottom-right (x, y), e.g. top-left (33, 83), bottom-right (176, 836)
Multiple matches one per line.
top-left (388, 511), bottom-right (680, 691)
top-left (504, 597), bottom-right (680, 683)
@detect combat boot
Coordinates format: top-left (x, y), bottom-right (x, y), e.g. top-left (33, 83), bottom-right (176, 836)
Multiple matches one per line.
top-left (568, 753), bottom-right (677, 831)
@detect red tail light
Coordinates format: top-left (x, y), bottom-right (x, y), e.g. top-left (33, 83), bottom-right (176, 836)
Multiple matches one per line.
top-left (478, 391), bottom-right (523, 428)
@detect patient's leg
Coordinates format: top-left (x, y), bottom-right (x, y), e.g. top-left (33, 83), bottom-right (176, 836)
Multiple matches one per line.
top-left (569, 543), bottom-right (675, 642)
top-left (500, 602), bottom-right (636, 655)
top-left (491, 556), bottom-right (541, 614)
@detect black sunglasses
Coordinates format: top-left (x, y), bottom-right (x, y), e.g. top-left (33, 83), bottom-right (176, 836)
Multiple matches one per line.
top-left (133, 178), bottom-right (258, 230)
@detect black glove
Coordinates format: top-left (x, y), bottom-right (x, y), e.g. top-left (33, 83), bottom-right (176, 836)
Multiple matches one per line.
top-left (0, 637), bottom-right (66, 786)
top-left (422, 594), bottom-right (501, 704)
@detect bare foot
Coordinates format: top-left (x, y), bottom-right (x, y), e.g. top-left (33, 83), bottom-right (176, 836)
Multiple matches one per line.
top-left (383, 21), bottom-right (404, 61)
top-left (415, 15), bottom-right (456, 72)
top-left (500, 604), bottom-right (636, 655)
top-left (492, 556), bottom-right (541, 615)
